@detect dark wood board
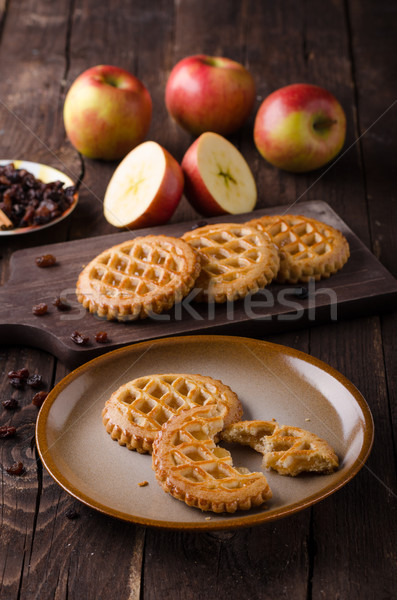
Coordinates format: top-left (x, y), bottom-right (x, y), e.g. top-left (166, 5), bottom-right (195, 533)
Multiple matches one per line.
top-left (1, 200), bottom-right (396, 367)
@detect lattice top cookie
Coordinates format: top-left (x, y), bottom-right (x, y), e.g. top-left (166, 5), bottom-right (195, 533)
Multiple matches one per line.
top-left (247, 214), bottom-right (349, 283)
top-left (152, 406), bottom-right (272, 513)
top-left (76, 235), bottom-right (201, 321)
top-left (182, 223), bottom-right (280, 302)
top-left (220, 420), bottom-right (339, 476)
top-left (103, 373), bottom-right (243, 454)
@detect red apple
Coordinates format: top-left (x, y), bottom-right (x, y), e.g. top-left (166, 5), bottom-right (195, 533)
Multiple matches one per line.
top-left (181, 132), bottom-right (257, 217)
top-left (63, 65), bottom-right (152, 160)
top-left (103, 141), bottom-right (184, 229)
top-left (165, 55), bottom-right (256, 136)
top-left (254, 83), bottom-right (346, 172)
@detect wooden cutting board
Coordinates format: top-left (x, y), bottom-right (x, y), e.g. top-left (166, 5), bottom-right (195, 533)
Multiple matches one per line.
top-left (1, 200), bottom-right (396, 367)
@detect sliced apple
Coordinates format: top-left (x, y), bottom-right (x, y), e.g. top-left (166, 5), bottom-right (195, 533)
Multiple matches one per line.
top-left (181, 132), bottom-right (257, 217)
top-left (104, 141), bottom-right (184, 229)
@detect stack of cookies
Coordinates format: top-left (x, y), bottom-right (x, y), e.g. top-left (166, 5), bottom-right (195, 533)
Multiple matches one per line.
top-left (76, 214), bottom-right (349, 321)
top-left (102, 373), bottom-right (339, 514)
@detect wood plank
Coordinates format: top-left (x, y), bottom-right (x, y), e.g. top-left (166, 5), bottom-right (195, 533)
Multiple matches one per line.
top-left (346, 0), bottom-right (397, 456)
top-left (1, 201), bottom-right (395, 367)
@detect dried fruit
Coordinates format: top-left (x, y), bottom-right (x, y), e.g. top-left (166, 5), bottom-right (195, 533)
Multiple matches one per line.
top-left (32, 303), bottom-right (48, 316)
top-left (52, 296), bottom-right (70, 311)
top-left (0, 162), bottom-right (75, 230)
top-left (9, 377), bottom-right (24, 389)
top-left (32, 391), bottom-right (48, 407)
top-left (2, 398), bottom-right (19, 410)
top-left (8, 368), bottom-right (29, 380)
top-left (95, 331), bottom-right (108, 343)
top-left (0, 425), bottom-right (17, 438)
top-left (70, 331), bottom-right (89, 345)
top-left (65, 509), bottom-right (80, 520)
top-left (35, 254), bottom-right (57, 268)
top-left (27, 374), bottom-right (43, 389)
top-left (6, 461), bottom-right (24, 476)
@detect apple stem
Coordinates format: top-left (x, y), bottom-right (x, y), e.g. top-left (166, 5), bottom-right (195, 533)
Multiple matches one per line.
top-left (313, 117), bottom-right (337, 131)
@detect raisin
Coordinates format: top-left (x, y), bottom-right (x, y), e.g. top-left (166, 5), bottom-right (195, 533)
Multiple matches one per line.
top-left (65, 509), bottom-right (80, 520)
top-left (95, 331), bottom-right (108, 343)
top-left (32, 391), bottom-right (48, 407)
top-left (6, 461), bottom-right (24, 476)
top-left (9, 377), bottom-right (24, 389)
top-left (0, 425), bottom-right (17, 438)
top-left (191, 220), bottom-right (208, 230)
top-left (70, 331), bottom-right (89, 345)
top-left (35, 254), bottom-right (56, 268)
top-left (8, 368), bottom-right (29, 380)
top-left (32, 302), bottom-right (48, 316)
top-left (294, 287), bottom-right (309, 299)
top-left (2, 398), bottom-right (19, 410)
top-left (27, 374), bottom-right (43, 389)
top-left (52, 296), bottom-right (70, 311)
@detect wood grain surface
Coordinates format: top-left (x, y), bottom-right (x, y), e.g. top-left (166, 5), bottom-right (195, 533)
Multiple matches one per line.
top-left (0, 1), bottom-right (396, 599)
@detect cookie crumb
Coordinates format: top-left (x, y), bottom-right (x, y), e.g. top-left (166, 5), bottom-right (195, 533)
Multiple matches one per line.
top-left (305, 418), bottom-right (311, 422)
top-left (138, 480), bottom-right (148, 487)
top-left (205, 516), bottom-right (211, 520)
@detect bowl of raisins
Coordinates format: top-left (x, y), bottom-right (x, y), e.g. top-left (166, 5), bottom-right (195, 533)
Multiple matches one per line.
top-left (0, 160), bottom-right (79, 236)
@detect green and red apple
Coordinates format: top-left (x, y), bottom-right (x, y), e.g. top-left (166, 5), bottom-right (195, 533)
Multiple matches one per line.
top-left (181, 132), bottom-right (257, 217)
top-left (166, 55), bottom-right (256, 136)
top-left (254, 83), bottom-right (346, 172)
top-left (63, 65), bottom-right (152, 160)
top-left (103, 141), bottom-right (184, 229)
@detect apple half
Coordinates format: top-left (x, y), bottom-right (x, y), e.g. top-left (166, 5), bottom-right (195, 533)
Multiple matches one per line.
top-left (104, 141), bottom-right (184, 229)
top-left (181, 132), bottom-right (257, 217)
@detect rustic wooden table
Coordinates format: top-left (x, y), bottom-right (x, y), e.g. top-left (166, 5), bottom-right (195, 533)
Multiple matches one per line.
top-left (1, 1), bottom-right (396, 598)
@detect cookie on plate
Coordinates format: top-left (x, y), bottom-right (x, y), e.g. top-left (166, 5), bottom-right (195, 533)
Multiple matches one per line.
top-left (76, 235), bottom-right (201, 321)
top-left (182, 222), bottom-right (280, 302)
top-left (152, 406), bottom-right (272, 513)
top-left (247, 214), bottom-right (349, 283)
top-left (103, 373), bottom-right (243, 454)
top-left (220, 419), bottom-right (339, 476)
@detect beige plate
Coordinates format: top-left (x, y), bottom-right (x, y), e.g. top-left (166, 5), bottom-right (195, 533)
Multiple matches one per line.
top-left (36, 335), bottom-right (374, 531)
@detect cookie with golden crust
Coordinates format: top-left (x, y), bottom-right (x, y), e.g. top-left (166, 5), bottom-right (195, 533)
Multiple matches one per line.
top-left (220, 419), bottom-right (339, 476)
top-left (247, 214), bottom-right (349, 284)
top-left (152, 406), bottom-right (272, 513)
top-left (182, 222), bottom-right (280, 302)
top-left (102, 373), bottom-right (243, 454)
top-left (76, 235), bottom-right (201, 321)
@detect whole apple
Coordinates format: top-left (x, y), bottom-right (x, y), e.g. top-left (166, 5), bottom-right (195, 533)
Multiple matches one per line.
top-left (165, 55), bottom-right (256, 136)
top-left (254, 83), bottom-right (346, 172)
top-left (63, 65), bottom-right (152, 160)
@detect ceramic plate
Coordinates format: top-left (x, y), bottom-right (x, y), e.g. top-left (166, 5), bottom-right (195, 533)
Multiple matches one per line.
top-left (36, 335), bottom-right (374, 530)
top-left (0, 159), bottom-right (78, 236)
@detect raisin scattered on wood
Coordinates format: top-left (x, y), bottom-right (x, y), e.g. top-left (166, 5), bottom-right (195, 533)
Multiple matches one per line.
top-left (32, 391), bottom-right (48, 407)
top-left (2, 398), bottom-right (19, 410)
top-left (32, 302), bottom-right (48, 316)
top-left (0, 425), bottom-right (17, 438)
top-left (27, 374), bottom-right (43, 388)
top-left (70, 331), bottom-right (89, 345)
top-left (95, 331), bottom-right (108, 343)
top-left (294, 287), bottom-right (309, 299)
top-left (8, 368), bottom-right (29, 380)
top-left (35, 254), bottom-right (56, 268)
top-left (191, 220), bottom-right (208, 230)
top-left (9, 377), bottom-right (24, 389)
top-left (52, 296), bottom-right (70, 311)
top-left (65, 509), bottom-right (80, 520)
top-left (6, 461), bottom-right (24, 476)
